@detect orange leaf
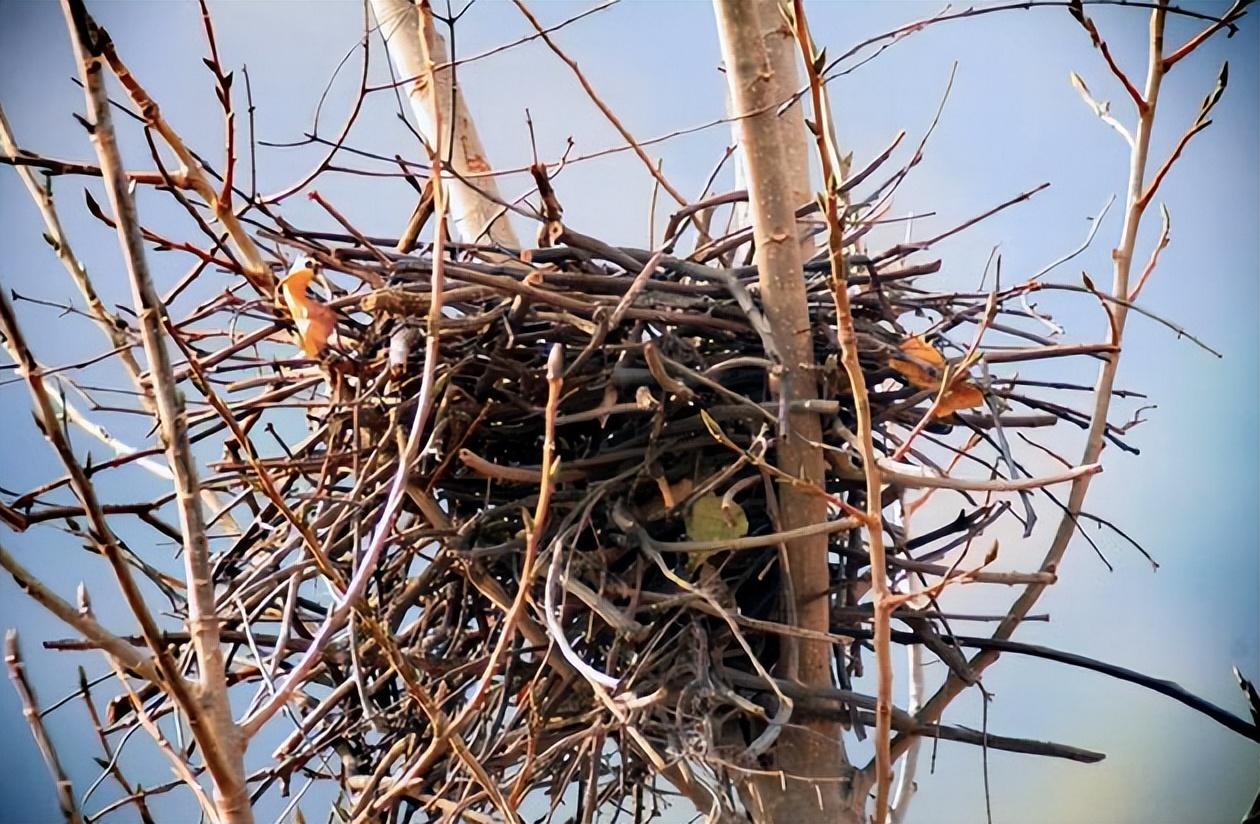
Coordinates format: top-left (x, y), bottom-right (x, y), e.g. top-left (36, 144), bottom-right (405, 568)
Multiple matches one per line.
top-left (890, 336), bottom-right (985, 419)
top-left (890, 336), bottom-right (946, 390)
top-left (280, 262), bottom-right (337, 357)
top-left (935, 383), bottom-right (985, 418)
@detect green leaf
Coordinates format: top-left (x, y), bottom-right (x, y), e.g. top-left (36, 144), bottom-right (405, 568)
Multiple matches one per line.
top-left (684, 493), bottom-right (749, 571)
top-left (685, 493), bottom-right (748, 543)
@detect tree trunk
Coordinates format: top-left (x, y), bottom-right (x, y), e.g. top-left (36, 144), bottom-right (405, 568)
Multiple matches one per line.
top-left (370, 0), bottom-right (520, 249)
top-left (713, 1), bottom-right (863, 821)
top-left (727, 0), bottom-right (814, 262)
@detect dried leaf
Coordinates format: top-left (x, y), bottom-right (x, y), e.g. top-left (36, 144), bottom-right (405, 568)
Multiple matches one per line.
top-left (890, 336), bottom-right (945, 391)
top-left (659, 477), bottom-right (694, 510)
top-left (889, 336), bottom-right (985, 419)
top-left (280, 261), bottom-right (337, 357)
top-left (936, 382), bottom-right (985, 417)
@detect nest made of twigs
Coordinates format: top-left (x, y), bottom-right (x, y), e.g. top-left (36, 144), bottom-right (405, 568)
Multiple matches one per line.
top-left (194, 206), bottom-right (1079, 815)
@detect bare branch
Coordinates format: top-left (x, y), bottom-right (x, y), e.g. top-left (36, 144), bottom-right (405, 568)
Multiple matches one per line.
top-left (1068, 0), bottom-right (1148, 111)
top-left (1162, 0), bottom-right (1249, 70)
top-left (6, 631), bottom-right (83, 824)
top-left (513, 0), bottom-right (689, 207)
top-left (60, 2), bottom-right (250, 819)
top-left (0, 542), bottom-right (157, 682)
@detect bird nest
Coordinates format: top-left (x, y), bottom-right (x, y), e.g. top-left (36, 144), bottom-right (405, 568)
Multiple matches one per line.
top-left (182, 183), bottom-right (1107, 817)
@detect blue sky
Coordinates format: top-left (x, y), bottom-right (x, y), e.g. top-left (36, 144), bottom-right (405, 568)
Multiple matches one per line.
top-left (0, 1), bottom-right (1256, 822)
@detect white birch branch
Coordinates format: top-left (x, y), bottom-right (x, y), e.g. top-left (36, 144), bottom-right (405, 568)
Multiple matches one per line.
top-left (890, 499), bottom-right (923, 824)
top-left (370, 0), bottom-right (520, 249)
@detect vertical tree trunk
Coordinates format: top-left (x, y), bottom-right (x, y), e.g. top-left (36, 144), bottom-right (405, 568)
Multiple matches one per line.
top-left (713, 2), bottom-right (862, 821)
top-left (727, 0), bottom-right (814, 262)
top-left (370, 0), bottom-right (520, 249)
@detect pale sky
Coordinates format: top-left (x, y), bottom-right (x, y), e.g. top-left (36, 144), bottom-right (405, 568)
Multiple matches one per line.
top-left (1, 2), bottom-right (1257, 822)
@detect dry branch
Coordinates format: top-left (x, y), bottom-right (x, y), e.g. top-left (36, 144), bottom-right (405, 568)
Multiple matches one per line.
top-left (6, 631), bottom-right (83, 824)
top-left (61, 1), bottom-right (250, 819)
top-left (888, 0), bottom-right (1246, 780)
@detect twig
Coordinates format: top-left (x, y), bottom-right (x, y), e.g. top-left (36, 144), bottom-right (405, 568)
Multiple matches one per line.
top-left (791, 4), bottom-right (893, 817)
top-left (1162, 0), bottom-right (1249, 71)
top-left (0, 541), bottom-right (157, 682)
top-left (84, 10), bottom-right (272, 292)
top-left (877, 459), bottom-right (1101, 492)
top-left (1069, 0), bottom-right (1148, 112)
top-left (890, 0), bottom-right (1226, 771)
top-left (512, 0), bottom-right (688, 207)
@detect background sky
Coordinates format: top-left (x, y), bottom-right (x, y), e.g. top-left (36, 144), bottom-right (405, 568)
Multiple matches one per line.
top-left (0, 1), bottom-right (1257, 822)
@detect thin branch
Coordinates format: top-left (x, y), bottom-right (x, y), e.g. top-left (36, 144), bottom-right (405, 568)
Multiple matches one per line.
top-left (877, 459), bottom-right (1101, 492)
top-left (1162, 0), bottom-right (1249, 71)
top-left (889, 0), bottom-right (1193, 770)
top-left (512, 0), bottom-right (689, 207)
top-left (0, 542), bottom-right (158, 682)
top-left (61, 3), bottom-right (250, 819)
top-left (86, 15), bottom-right (272, 293)
top-left (1068, 0), bottom-right (1148, 111)
top-left (1128, 202), bottom-right (1169, 300)
top-left (6, 631), bottom-right (84, 824)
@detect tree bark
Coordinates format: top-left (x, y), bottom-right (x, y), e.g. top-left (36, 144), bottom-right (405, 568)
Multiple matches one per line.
top-left (713, 1), bottom-right (862, 821)
top-left (727, 0), bottom-right (814, 261)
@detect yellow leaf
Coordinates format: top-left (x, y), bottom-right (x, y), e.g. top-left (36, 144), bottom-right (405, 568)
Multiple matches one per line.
top-left (280, 261), bottom-right (337, 357)
top-left (684, 493), bottom-right (748, 571)
top-left (685, 493), bottom-right (749, 542)
top-left (889, 336), bottom-right (985, 419)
